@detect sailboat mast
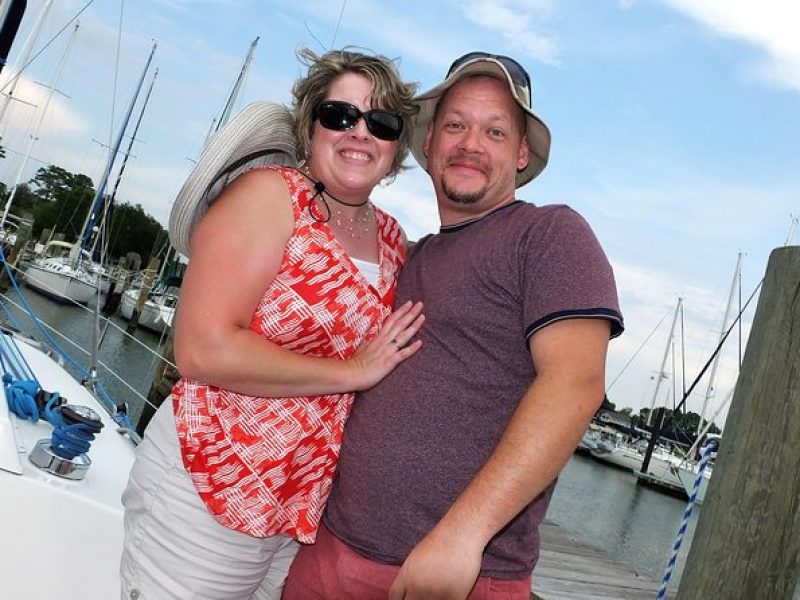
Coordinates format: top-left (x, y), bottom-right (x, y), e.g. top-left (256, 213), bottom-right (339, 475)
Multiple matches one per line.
top-left (76, 40), bottom-right (157, 255)
top-left (695, 252), bottom-right (743, 434)
top-left (0, 20), bottom-right (78, 229)
top-left (0, 0), bottom-right (52, 128)
top-left (215, 36), bottom-right (258, 133)
top-left (646, 297), bottom-right (683, 426)
top-left (92, 66), bottom-right (159, 256)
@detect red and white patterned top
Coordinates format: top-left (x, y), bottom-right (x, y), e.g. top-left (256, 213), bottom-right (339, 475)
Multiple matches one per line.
top-left (172, 166), bottom-right (406, 542)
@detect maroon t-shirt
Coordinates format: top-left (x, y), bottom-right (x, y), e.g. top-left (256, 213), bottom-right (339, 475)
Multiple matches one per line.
top-left (325, 201), bottom-right (624, 579)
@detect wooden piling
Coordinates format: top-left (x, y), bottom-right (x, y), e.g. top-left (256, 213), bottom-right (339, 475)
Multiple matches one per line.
top-left (126, 256), bottom-right (160, 333)
top-left (101, 255), bottom-right (129, 316)
top-left (676, 246), bottom-right (800, 599)
top-left (0, 216), bottom-right (31, 291)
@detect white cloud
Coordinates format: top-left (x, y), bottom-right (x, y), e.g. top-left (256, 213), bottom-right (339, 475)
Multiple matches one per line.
top-left (0, 69), bottom-right (88, 139)
top-left (458, 0), bottom-right (561, 65)
top-left (660, 0), bottom-right (800, 92)
top-left (375, 167), bottom-right (439, 241)
top-left (0, 68), bottom-right (91, 188)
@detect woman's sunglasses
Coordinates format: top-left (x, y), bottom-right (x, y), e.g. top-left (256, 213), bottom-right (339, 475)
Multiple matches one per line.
top-left (447, 52), bottom-right (532, 104)
top-left (314, 100), bottom-right (403, 142)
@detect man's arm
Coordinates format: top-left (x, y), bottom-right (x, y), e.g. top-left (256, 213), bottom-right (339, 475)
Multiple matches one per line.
top-left (389, 317), bottom-right (611, 600)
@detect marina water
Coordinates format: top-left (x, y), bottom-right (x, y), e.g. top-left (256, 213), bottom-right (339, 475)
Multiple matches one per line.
top-left (3, 289), bottom-right (698, 592)
top-left (548, 453), bottom-right (697, 593)
top-left (2, 288), bottom-right (168, 427)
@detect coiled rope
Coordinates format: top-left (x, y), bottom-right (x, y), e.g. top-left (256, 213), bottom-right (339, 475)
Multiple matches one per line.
top-left (3, 336), bottom-right (103, 459)
top-left (3, 373), bottom-right (39, 422)
top-left (43, 394), bottom-right (103, 459)
top-left (1, 323), bottom-right (43, 422)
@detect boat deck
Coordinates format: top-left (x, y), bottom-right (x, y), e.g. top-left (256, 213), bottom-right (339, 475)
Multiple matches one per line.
top-left (533, 519), bottom-right (669, 599)
top-left (633, 470), bottom-right (689, 500)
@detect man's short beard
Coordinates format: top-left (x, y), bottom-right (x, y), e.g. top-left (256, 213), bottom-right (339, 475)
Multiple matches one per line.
top-left (442, 178), bottom-right (487, 205)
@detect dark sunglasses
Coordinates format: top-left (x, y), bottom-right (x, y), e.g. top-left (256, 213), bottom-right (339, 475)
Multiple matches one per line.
top-left (314, 100), bottom-right (403, 141)
top-left (447, 52), bottom-right (532, 104)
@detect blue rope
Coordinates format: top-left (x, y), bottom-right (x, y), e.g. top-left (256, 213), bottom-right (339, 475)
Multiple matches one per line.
top-left (0, 330), bottom-right (41, 385)
top-left (656, 441), bottom-right (718, 599)
top-left (96, 379), bottom-right (135, 430)
top-left (44, 395), bottom-right (102, 460)
top-left (3, 373), bottom-right (40, 422)
top-left (1, 318), bottom-right (45, 422)
top-left (0, 295), bottom-right (24, 331)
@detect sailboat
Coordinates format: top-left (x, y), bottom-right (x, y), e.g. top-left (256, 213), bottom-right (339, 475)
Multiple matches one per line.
top-left (0, 9), bottom-right (151, 597)
top-left (669, 254), bottom-right (744, 503)
top-left (589, 298), bottom-right (688, 493)
top-left (120, 271), bottom-right (179, 334)
top-left (2, 19), bottom-right (102, 303)
top-left (0, 3), bottom-right (267, 596)
top-left (23, 43), bottom-right (158, 308)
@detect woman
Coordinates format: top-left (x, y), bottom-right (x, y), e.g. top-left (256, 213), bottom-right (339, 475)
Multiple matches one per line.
top-left (120, 48), bottom-right (421, 599)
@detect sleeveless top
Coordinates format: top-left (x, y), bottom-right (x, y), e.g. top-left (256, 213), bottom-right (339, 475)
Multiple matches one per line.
top-left (172, 166), bottom-right (406, 542)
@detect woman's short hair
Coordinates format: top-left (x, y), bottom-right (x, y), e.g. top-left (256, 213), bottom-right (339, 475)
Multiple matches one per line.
top-left (292, 47), bottom-right (418, 181)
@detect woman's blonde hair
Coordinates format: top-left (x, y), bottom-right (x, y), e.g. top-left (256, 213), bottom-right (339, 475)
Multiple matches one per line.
top-left (292, 47), bottom-right (418, 181)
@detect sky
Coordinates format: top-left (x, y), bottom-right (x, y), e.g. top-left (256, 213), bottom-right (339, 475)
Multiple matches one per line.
top-left (0, 0), bottom-right (798, 429)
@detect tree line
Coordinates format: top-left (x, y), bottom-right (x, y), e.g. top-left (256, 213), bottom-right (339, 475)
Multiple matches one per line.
top-left (0, 163), bottom-right (168, 263)
top-left (598, 395), bottom-right (722, 436)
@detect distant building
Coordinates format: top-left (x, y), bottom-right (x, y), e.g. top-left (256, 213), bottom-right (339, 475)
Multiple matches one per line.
top-left (596, 410), bottom-right (633, 430)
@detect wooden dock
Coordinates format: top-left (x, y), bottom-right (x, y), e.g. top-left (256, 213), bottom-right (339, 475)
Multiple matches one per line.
top-left (532, 519), bottom-right (668, 599)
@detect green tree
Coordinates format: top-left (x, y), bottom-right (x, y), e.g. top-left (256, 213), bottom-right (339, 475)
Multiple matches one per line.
top-left (27, 165), bottom-right (96, 241)
top-left (7, 183), bottom-right (39, 214)
top-left (107, 202), bottom-right (168, 263)
top-left (596, 394), bottom-right (616, 417)
top-left (21, 164), bottom-right (167, 262)
top-left (31, 165), bottom-right (76, 200)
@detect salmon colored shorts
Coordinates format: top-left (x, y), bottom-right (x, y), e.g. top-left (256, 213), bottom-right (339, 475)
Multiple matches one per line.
top-left (283, 522), bottom-right (532, 600)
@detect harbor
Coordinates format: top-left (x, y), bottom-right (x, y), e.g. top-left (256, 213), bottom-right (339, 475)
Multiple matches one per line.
top-left (3, 287), bottom-right (695, 598)
top-left (4, 247), bottom-right (800, 599)
top-left (1, 2), bottom-right (799, 598)
top-left (1, 278), bottom-right (170, 426)
top-left (540, 452), bottom-right (692, 598)
top-left (4, 239), bottom-right (800, 599)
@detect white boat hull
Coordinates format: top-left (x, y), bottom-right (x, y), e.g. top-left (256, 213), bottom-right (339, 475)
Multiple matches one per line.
top-left (120, 289), bottom-right (175, 334)
top-left (676, 465), bottom-right (711, 504)
top-left (591, 445), bottom-right (685, 488)
top-left (23, 259), bottom-right (108, 307)
top-left (590, 445), bottom-right (644, 471)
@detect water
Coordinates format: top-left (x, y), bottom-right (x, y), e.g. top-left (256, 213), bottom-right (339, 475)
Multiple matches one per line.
top-left (1, 283), bottom-right (168, 426)
top-left (2, 284), bottom-right (700, 592)
top-left (548, 453), bottom-right (699, 593)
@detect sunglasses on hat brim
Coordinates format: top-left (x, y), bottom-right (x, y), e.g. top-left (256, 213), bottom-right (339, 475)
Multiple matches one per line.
top-left (314, 100), bottom-right (403, 141)
top-left (447, 52), bottom-right (532, 105)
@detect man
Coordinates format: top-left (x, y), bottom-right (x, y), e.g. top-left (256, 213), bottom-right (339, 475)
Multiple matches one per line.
top-left (284, 52), bottom-right (624, 599)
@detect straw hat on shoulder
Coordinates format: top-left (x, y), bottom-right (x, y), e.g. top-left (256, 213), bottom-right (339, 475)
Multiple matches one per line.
top-left (169, 101), bottom-right (299, 257)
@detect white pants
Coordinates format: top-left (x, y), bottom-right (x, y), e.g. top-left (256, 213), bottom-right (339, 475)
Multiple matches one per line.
top-left (120, 400), bottom-right (299, 599)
